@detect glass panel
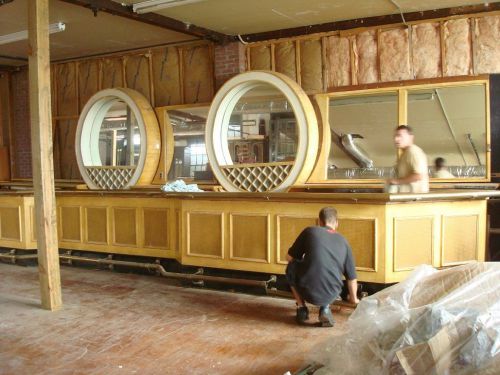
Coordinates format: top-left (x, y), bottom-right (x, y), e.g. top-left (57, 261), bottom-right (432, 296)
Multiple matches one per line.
top-left (327, 92), bottom-right (398, 179)
top-left (98, 100), bottom-right (140, 166)
top-left (226, 83), bottom-right (297, 164)
top-left (408, 85), bottom-right (487, 178)
top-left (168, 106), bottom-right (211, 180)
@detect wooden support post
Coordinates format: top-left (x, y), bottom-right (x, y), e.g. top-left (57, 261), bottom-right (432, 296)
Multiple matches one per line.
top-left (28, 0), bottom-right (62, 311)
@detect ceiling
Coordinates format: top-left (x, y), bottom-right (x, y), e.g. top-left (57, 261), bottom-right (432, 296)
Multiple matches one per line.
top-left (118, 0), bottom-right (489, 35)
top-left (0, 0), bottom-right (195, 66)
top-left (0, 0), bottom-right (490, 67)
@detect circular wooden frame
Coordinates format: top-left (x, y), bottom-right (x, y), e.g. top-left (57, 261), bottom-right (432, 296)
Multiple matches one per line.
top-left (76, 88), bottom-right (161, 189)
top-left (205, 71), bottom-right (319, 192)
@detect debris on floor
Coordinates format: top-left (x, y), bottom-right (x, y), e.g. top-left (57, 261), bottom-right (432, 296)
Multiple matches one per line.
top-left (307, 262), bottom-right (500, 375)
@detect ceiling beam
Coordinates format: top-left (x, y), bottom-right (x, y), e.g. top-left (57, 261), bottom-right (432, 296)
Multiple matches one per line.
top-left (0, 0), bottom-right (15, 6)
top-left (241, 2), bottom-right (500, 43)
top-left (58, 0), bottom-right (232, 44)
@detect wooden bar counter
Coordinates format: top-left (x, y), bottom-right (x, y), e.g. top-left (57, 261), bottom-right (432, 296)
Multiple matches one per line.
top-left (1, 189), bottom-right (498, 284)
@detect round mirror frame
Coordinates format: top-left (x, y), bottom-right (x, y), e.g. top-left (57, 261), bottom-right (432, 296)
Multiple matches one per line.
top-left (76, 88), bottom-right (161, 190)
top-left (205, 71), bottom-right (319, 192)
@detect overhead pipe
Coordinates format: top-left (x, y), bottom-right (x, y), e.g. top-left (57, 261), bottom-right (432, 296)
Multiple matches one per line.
top-left (340, 134), bottom-right (374, 168)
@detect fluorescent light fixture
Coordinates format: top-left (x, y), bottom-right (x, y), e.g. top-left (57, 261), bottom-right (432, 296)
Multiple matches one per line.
top-left (133, 0), bottom-right (205, 14)
top-left (0, 22), bottom-right (66, 46)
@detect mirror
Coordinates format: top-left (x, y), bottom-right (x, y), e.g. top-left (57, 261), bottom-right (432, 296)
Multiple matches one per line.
top-left (225, 84), bottom-right (298, 165)
top-left (408, 85), bottom-right (487, 179)
top-left (327, 92), bottom-right (398, 179)
top-left (76, 88), bottom-right (161, 190)
top-left (97, 100), bottom-right (141, 166)
top-left (167, 105), bottom-right (211, 180)
top-left (324, 82), bottom-right (489, 181)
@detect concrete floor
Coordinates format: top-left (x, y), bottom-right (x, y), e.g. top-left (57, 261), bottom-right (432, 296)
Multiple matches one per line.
top-left (0, 263), bottom-right (351, 375)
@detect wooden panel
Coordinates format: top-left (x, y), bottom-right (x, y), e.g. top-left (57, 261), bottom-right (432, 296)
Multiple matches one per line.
top-left (274, 41), bottom-right (297, 81)
top-left (86, 207), bottom-right (107, 244)
top-left (300, 38), bottom-right (323, 92)
top-left (187, 212), bottom-right (223, 257)
top-left (182, 45), bottom-right (213, 104)
top-left (338, 218), bottom-right (376, 271)
top-left (125, 54), bottom-right (151, 101)
top-left (249, 45), bottom-right (272, 70)
top-left (394, 217), bottom-right (433, 271)
top-left (277, 215), bottom-right (316, 264)
top-left (113, 208), bottom-right (137, 246)
top-left (101, 58), bottom-right (124, 89)
top-left (78, 60), bottom-right (100, 110)
top-left (0, 207), bottom-right (21, 240)
top-left (442, 215), bottom-right (478, 265)
top-left (60, 206), bottom-right (81, 242)
top-left (55, 62), bottom-right (78, 117)
top-left (143, 208), bottom-right (169, 249)
top-left (230, 214), bottom-right (269, 262)
top-left (152, 47), bottom-right (181, 107)
top-left (53, 119), bottom-right (80, 180)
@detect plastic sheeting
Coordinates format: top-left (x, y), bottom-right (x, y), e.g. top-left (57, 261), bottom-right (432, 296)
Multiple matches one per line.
top-left (443, 19), bottom-right (473, 76)
top-left (474, 15), bottom-right (500, 74)
top-left (309, 263), bottom-right (500, 375)
top-left (327, 165), bottom-right (486, 179)
top-left (412, 22), bottom-right (442, 79)
top-left (325, 35), bottom-right (351, 88)
top-left (353, 30), bottom-right (378, 84)
top-left (379, 28), bottom-right (411, 82)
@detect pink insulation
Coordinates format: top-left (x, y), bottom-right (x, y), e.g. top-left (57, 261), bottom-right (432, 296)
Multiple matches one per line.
top-left (325, 35), bottom-right (351, 88)
top-left (411, 22), bottom-right (442, 79)
top-left (379, 28), bottom-right (412, 82)
top-left (474, 15), bottom-right (500, 74)
top-left (443, 19), bottom-right (472, 76)
top-left (354, 30), bottom-right (379, 84)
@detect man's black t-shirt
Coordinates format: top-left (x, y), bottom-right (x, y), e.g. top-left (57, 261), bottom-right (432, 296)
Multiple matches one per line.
top-left (288, 226), bottom-right (357, 305)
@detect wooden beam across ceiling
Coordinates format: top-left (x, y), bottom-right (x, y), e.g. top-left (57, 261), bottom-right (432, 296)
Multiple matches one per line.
top-left (58, 0), bottom-right (232, 44)
top-left (241, 2), bottom-right (500, 43)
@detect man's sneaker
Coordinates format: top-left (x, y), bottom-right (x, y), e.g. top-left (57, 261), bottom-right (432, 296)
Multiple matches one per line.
top-left (318, 306), bottom-right (335, 327)
top-left (295, 305), bottom-right (309, 324)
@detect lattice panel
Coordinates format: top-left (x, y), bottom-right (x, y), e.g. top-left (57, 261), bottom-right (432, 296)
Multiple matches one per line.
top-left (85, 167), bottom-right (136, 190)
top-left (221, 163), bottom-right (293, 192)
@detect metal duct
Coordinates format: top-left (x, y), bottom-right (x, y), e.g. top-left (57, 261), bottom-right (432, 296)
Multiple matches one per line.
top-left (340, 134), bottom-right (374, 169)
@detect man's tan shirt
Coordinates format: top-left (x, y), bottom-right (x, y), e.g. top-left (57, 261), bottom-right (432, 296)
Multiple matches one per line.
top-left (396, 144), bottom-right (429, 193)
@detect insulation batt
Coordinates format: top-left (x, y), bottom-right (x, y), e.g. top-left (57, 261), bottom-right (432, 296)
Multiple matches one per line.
top-left (275, 41), bottom-right (297, 81)
top-left (354, 30), bottom-right (378, 84)
top-left (474, 15), bottom-right (500, 74)
top-left (411, 23), bottom-right (441, 79)
top-left (326, 35), bottom-right (351, 88)
top-left (308, 262), bottom-right (500, 375)
top-left (443, 19), bottom-right (473, 76)
top-left (250, 45), bottom-right (272, 70)
top-left (379, 28), bottom-right (411, 82)
top-left (300, 39), bottom-right (323, 92)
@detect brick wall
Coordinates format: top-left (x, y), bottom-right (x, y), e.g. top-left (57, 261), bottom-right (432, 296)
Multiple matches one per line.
top-left (214, 42), bottom-right (246, 89)
top-left (10, 70), bottom-right (31, 179)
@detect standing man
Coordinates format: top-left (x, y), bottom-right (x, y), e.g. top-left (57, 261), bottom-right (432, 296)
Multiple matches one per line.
top-left (388, 125), bottom-right (429, 193)
top-left (286, 207), bottom-right (359, 327)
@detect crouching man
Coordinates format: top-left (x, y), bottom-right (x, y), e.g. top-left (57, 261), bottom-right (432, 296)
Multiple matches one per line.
top-left (286, 207), bottom-right (359, 327)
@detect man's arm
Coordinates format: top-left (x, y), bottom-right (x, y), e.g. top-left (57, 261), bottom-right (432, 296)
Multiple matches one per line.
top-left (287, 228), bottom-right (308, 262)
top-left (347, 279), bottom-right (359, 304)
